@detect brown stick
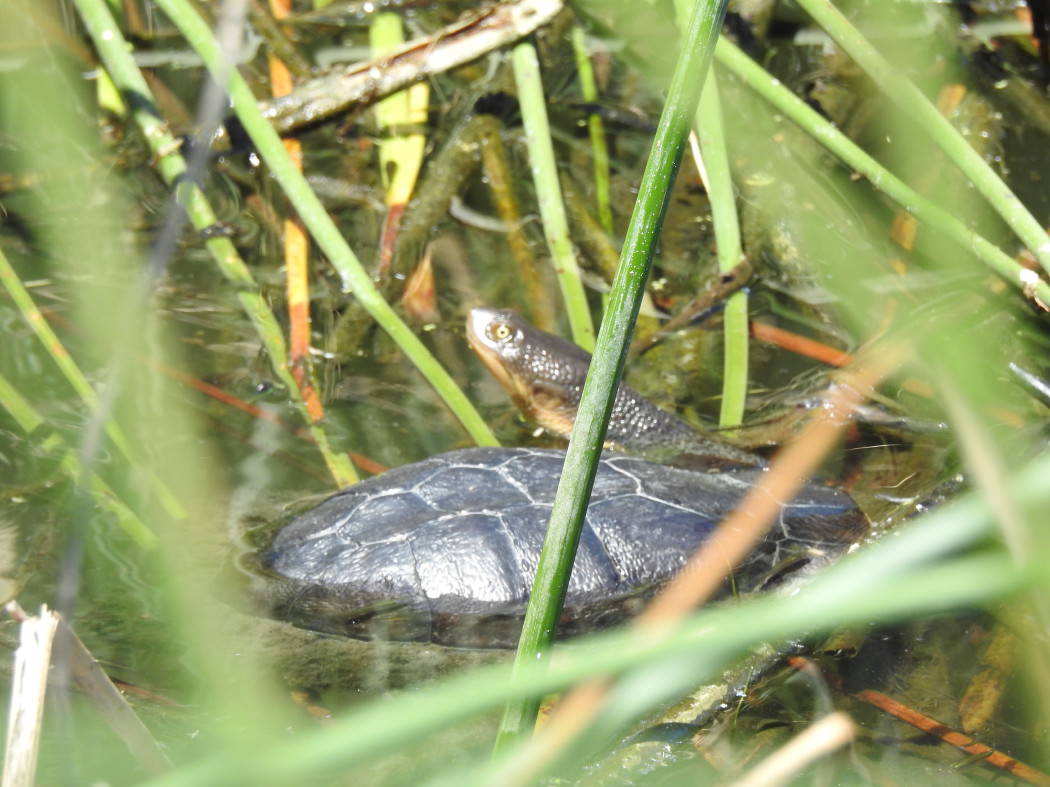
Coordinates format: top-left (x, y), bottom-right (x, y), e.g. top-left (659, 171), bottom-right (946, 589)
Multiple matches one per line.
top-left (750, 320), bottom-right (852, 367)
top-left (853, 689), bottom-right (1050, 787)
top-left (637, 347), bottom-right (900, 629)
top-left (629, 261), bottom-right (752, 359)
top-left (785, 655), bottom-right (1050, 787)
top-left (268, 0), bottom-right (325, 423)
top-left (223, 0), bottom-right (563, 141)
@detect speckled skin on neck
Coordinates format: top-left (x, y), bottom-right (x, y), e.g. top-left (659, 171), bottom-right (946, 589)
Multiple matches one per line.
top-left (466, 307), bottom-right (761, 468)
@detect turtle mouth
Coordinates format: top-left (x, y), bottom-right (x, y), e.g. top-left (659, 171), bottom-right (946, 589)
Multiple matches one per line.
top-left (466, 307), bottom-right (522, 398)
top-left (468, 306), bottom-right (499, 344)
top-left (465, 307), bottom-right (499, 350)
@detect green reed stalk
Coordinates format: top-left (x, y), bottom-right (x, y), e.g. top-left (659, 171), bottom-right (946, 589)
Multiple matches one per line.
top-left (0, 372), bottom-right (153, 547)
top-left (0, 246), bottom-right (185, 520)
top-left (670, 0), bottom-right (748, 428)
top-left (494, 0), bottom-right (730, 751)
top-left (73, 0), bottom-right (359, 487)
top-left (695, 72), bottom-right (748, 427)
top-left (148, 0), bottom-right (498, 448)
top-left (513, 40), bottom-right (596, 350)
top-left (714, 38), bottom-right (1050, 308)
top-left (571, 25), bottom-right (614, 235)
top-left (795, 0), bottom-right (1050, 277)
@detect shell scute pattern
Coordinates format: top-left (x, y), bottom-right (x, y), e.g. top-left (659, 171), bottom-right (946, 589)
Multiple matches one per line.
top-left (588, 457), bottom-right (647, 498)
top-left (500, 447), bottom-right (570, 503)
top-left (415, 463), bottom-right (532, 512)
top-left (345, 491), bottom-right (435, 540)
top-left (264, 447), bottom-right (864, 646)
top-left (411, 512), bottom-right (521, 604)
top-left (586, 495), bottom-right (711, 586)
top-left (324, 538), bottom-right (417, 597)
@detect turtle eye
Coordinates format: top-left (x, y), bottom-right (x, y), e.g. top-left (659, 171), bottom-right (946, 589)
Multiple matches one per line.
top-left (491, 322), bottom-right (512, 341)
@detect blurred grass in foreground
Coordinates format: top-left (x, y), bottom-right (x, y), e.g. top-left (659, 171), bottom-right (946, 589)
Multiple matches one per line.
top-left (0, 0), bottom-right (1048, 784)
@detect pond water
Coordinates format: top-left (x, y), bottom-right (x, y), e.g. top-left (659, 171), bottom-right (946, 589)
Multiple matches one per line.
top-left (1, 0), bottom-right (1048, 784)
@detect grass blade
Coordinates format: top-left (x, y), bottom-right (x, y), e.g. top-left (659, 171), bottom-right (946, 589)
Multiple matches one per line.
top-left (693, 71), bottom-right (749, 427)
top-left (151, 0), bottom-right (499, 448)
top-left (714, 37), bottom-right (1050, 309)
top-left (796, 0), bottom-right (1050, 276)
top-left (494, 0), bottom-right (731, 750)
top-left (512, 40), bottom-right (596, 350)
top-left (73, 0), bottom-right (360, 486)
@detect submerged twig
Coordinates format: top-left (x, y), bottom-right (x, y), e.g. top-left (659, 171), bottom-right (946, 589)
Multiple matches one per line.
top-left (852, 689), bottom-right (1050, 786)
top-left (478, 120), bottom-right (555, 332)
top-left (330, 113), bottom-right (491, 354)
top-left (750, 320), bottom-right (852, 367)
top-left (628, 259), bottom-right (751, 359)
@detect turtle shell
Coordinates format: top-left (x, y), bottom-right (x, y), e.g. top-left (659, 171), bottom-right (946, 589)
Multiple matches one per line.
top-left (263, 447), bottom-right (866, 648)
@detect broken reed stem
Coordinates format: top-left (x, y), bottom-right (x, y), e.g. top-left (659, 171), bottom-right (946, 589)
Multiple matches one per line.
top-left (2, 605), bottom-right (59, 787)
top-left (6, 602), bottom-right (172, 774)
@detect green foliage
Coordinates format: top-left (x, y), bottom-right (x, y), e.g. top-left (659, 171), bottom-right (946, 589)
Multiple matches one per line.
top-left (1, 0), bottom-right (1047, 784)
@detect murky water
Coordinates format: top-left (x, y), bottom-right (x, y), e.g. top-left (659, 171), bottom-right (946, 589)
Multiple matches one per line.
top-left (2, 1), bottom-right (1049, 784)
